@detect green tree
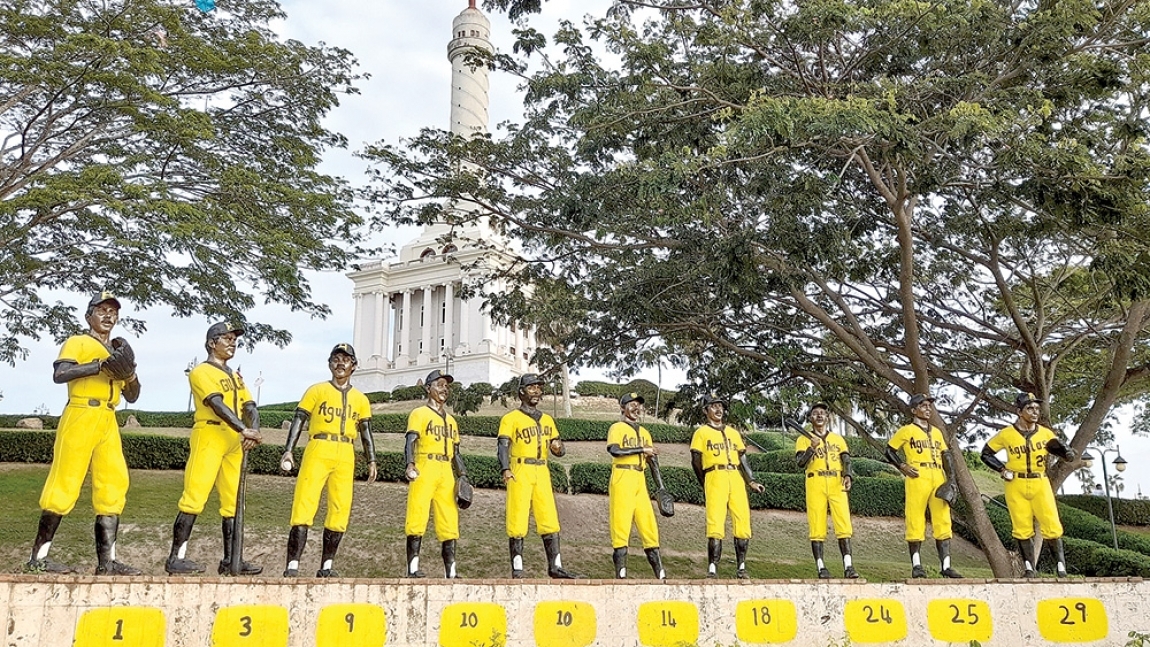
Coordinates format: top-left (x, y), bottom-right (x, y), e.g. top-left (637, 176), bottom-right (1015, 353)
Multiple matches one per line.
top-left (1, 0), bottom-right (367, 362)
top-left (365, 0), bottom-right (1150, 576)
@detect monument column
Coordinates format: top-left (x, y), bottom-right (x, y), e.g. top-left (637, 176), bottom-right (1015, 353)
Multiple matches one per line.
top-left (398, 289), bottom-right (413, 365)
top-left (373, 291), bottom-right (386, 363)
top-left (444, 281), bottom-right (455, 352)
top-left (421, 285), bottom-right (434, 361)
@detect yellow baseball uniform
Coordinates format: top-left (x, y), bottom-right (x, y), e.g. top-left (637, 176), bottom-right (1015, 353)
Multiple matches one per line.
top-left (404, 405), bottom-right (462, 540)
top-left (39, 335), bottom-right (131, 516)
top-left (289, 381), bottom-right (371, 533)
top-left (888, 423), bottom-right (952, 541)
top-left (607, 421), bottom-right (659, 549)
top-left (177, 362), bottom-right (254, 517)
top-left (986, 424), bottom-right (1063, 540)
top-left (796, 432), bottom-right (853, 541)
top-left (690, 424), bottom-right (752, 540)
top-left (499, 408), bottom-right (561, 537)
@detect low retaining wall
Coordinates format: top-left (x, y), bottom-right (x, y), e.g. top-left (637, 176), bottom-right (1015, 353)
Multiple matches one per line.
top-left (2, 575), bottom-right (1147, 646)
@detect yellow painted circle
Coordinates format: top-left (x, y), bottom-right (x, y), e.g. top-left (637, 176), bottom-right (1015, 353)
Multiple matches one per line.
top-left (926, 599), bottom-right (993, 643)
top-left (211, 606), bottom-right (289, 647)
top-left (1037, 598), bottom-right (1108, 643)
top-left (735, 599), bottom-right (798, 644)
top-left (438, 603), bottom-right (507, 647)
top-left (636, 601), bottom-right (699, 647)
top-left (316, 604), bottom-right (386, 647)
top-left (75, 607), bottom-right (166, 647)
top-left (533, 601), bottom-right (596, 647)
top-left (843, 599), bottom-right (907, 644)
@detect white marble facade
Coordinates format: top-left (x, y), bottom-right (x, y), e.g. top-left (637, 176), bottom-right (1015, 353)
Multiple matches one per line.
top-left (346, 2), bottom-right (537, 392)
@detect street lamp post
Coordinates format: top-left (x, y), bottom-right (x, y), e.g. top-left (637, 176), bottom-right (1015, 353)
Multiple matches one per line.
top-left (1082, 445), bottom-right (1129, 550)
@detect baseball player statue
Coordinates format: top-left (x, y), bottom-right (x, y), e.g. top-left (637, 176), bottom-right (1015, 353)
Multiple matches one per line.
top-left (690, 394), bottom-right (765, 579)
top-left (980, 392), bottom-right (1076, 577)
top-left (606, 392), bottom-right (666, 579)
top-left (885, 393), bottom-right (963, 578)
top-left (27, 292), bottom-right (142, 575)
top-left (280, 343), bottom-right (376, 578)
top-left (403, 369), bottom-right (467, 578)
top-left (795, 402), bottom-right (859, 579)
top-left (498, 373), bottom-right (580, 578)
top-left (165, 322), bottom-right (263, 575)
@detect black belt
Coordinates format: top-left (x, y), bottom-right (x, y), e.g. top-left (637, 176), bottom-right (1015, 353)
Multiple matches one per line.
top-left (70, 397), bottom-right (113, 410)
top-left (808, 470), bottom-right (841, 477)
top-left (614, 464), bottom-right (645, 471)
top-left (516, 457), bottom-right (547, 465)
top-left (1015, 472), bottom-right (1044, 479)
top-left (313, 433), bottom-right (353, 444)
top-left (423, 453), bottom-right (450, 461)
top-left (205, 420), bottom-right (221, 425)
top-left (704, 464), bottom-right (738, 473)
top-left (911, 463), bottom-right (941, 469)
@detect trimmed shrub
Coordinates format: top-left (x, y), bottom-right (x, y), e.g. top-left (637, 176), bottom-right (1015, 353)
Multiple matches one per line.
top-left (570, 463), bottom-right (612, 495)
top-left (1037, 537), bottom-right (1150, 577)
top-left (746, 432), bottom-right (786, 452)
top-left (0, 415), bottom-right (59, 429)
top-left (365, 391), bottom-right (392, 404)
top-left (747, 450), bottom-right (803, 475)
top-left (1060, 494), bottom-right (1150, 526)
top-left (844, 436), bottom-right (886, 461)
top-left (853, 458), bottom-right (900, 478)
top-left (117, 410), bottom-right (193, 428)
top-left (0, 430), bottom-right (54, 461)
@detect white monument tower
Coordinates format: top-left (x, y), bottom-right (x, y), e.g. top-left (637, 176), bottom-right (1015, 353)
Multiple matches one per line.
top-left (347, 1), bottom-right (537, 392)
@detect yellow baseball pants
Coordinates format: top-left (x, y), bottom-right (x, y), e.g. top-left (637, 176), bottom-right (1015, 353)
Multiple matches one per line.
top-left (39, 402), bottom-right (128, 516)
top-left (704, 470), bottom-right (752, 540)
top-left (1005, 477), bottom-right (1063, 540)
top-left (609, 467), bottom-right (659, 549)
top-left (904, 467), bottom-right (952, 541)
top-left (177, 422), bottom-right (243, 517)
top-left (805, 476), bottom-right (852, 541)
top-left (405, 456), bottom-right (460, 540)
top-left (290, 438), bottom-right (355, 532)
top-left (506, 462), bottom-right (560, 537)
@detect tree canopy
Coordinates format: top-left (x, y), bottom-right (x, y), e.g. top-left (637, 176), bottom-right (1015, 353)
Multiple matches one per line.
top-left (1, 0), bottom-right (367, 362)
top-left (364, 0), bottom-right (1150, 575)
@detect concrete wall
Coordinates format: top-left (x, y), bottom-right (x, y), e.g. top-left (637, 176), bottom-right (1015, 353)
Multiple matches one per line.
top-left (3, 575), bottom-right (1147, 646)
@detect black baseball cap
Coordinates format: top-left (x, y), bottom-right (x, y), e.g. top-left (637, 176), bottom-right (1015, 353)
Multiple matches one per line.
top-left (329, 343), bottom-right (357, 361)
top-left (908, 393), bottom-right (936, 408)
top-left (701, 394), bottom-right (728, 409)
top-left (518, 373), bottom-right (545, 390)
top-left (1015, 392), bottom-right (1042, 408)
top-left (620, 392), bottom-right (645, 407)
top-left (424, 369), bottom-right (454, 386)
top-left (808, 401), bottom-right (830, 417)
top-left (87, 291), bottom-right (121, 311)
top-left (206, 321), bottom-right (244, 342)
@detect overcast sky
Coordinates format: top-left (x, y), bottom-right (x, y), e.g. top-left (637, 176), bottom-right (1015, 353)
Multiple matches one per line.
top-left (3, 0), bottom-right (1148, 500)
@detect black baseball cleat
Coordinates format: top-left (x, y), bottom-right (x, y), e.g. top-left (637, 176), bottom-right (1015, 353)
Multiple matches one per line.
top-left (736, 568), bottom-right (749, 580)
top-left (165, 558), bottom-right (205, 575)
top-left (844, 566), bottom-right (860, 579)
top-left (283, 568), bottom-right (299, 577)
top-left (911, 565), bottom-right (927, 578)
top-left (219, 560), bottom-right (262, 576)
top-left (316, 569), bottom-right (338, 578)
top-left (941, 567), bottom-right (964, 579)
top-left (96, 561), bottom-right (141, 576)
top-left (26, 558), bottom-right (77, 574)
top-left (548, 567), bottom-right (580, 579)
top-left (817, 568), bottom-right (832, 579)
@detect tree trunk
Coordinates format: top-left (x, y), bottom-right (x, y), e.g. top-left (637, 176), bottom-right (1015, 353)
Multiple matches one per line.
top-left (947, 444), bottom-right (1015, 577)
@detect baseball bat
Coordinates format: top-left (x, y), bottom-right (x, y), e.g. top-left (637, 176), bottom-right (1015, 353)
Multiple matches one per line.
top-left (230, 448), bottom-right (248, 576)
top-left (783, 417), bottom-right (815, 440)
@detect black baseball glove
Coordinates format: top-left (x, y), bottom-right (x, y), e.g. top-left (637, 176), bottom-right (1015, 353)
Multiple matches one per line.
top-left (102, 337), bottom-right (137, 381)
top-left (654, 487), bottom-right (675, 517)
top-left (934, 481), bottom-right (958, 506)
top-left (455, 474), bottom-right (474, 510)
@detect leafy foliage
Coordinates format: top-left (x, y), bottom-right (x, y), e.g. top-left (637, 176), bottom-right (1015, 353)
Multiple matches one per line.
top-left (363, 0), bottom-right (1150, 576)
top-left (1, 0), bottom-right (368, 362)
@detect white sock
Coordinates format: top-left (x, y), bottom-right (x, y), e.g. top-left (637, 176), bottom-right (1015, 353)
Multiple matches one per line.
top-left (409, 556), bottom-right (419, 573)
top-left (287, 560), bottom-right (299, 571)
top-left (911, 552), bottom-right (921, 567)
top-left (843, 555), bottom-right (853, 568)
top-left (322, 559), bottom-right (333, 570)
top-left (36, 542), bottom-right (51, 560)
top-left (177, 542), bottom-right (188, 559)
top-left (513, 555), bottom-right (523, 570)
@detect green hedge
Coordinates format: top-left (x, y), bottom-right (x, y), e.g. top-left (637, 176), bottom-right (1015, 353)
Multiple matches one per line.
top-left (567, 460), bottom-right (904, 517)
top-left (1037, 537), bottom-right (1150, 577)
top-left (745, 432), bottom-right (785, 451)
top-left (0, 431), bottom-right (570, 492)
top-left (748, 450), bottom-right (803, 474)
top-left (954, 494), bottom-right (1150, 577)
top-left (0, 415), bottom-right (60, 429)
top-left (1060, 494), bottom-right (1150, 526)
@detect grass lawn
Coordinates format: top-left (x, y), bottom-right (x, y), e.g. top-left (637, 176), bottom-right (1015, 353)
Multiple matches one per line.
top-left (0, 459), bottom-right (994, 581)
